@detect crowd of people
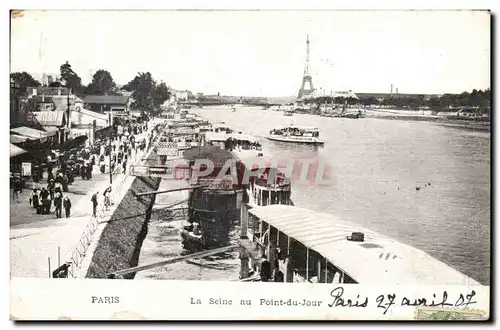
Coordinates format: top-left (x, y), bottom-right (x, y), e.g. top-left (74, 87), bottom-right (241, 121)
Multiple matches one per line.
top-left (19, 120), bottom-right (152, 220)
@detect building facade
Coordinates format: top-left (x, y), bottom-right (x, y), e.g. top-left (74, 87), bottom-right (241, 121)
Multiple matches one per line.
top-left (82, 95), bottom-right (131, 118)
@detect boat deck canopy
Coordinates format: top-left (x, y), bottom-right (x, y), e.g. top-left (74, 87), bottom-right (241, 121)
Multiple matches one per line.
top-left (273, 126), bottom-right (319, 131)
top-left (248, 205), bottom-right (480, 285)
top-left (205, 132), bottom-right (228, 142)
top-left (228, 133), bottom-right (258, 143)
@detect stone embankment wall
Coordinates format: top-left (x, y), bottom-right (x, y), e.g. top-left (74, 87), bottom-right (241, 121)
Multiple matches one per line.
top-left (85, 176), bottom-right (161, 279)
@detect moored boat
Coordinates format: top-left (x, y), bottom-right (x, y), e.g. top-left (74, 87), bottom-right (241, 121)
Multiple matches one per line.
top-left (268, 125), bottom-right (324, 145)
top-left (239, 204), bottom-right (481, 285)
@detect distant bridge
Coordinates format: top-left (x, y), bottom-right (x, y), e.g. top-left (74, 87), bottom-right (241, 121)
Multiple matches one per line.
top-left (180, 99), bottom-right (274, 107)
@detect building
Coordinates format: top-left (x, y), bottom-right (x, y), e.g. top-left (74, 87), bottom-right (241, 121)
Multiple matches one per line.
top-left (26, 86), bottom-right (70, 97)
top-left (82, 95), bottom-right (131, 118)
top-left (41, 73), bottom-right (61, 86)
top-left (169, 88), bottom-right (193, 102)
top-left (70, 108), bottom-right (110, 144)
top-left (32, 111), bottom-right (70, 145)
top-left (356, 92), bottom-right (443, 101)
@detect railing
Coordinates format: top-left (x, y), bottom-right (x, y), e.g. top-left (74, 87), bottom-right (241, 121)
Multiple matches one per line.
top-left (66, 165), bottom-right (128, 278)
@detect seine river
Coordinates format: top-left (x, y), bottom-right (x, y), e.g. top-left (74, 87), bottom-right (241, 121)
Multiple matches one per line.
top-left (192, 106), bottom-right (490, 285)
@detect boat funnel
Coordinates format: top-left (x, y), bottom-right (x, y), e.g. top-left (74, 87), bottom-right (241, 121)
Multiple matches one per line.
top-left (347, 232), bottom-right (365, 242)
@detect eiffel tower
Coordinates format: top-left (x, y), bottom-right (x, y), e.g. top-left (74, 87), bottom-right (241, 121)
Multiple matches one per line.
top-left (297, 35), bottom-right (315, 99)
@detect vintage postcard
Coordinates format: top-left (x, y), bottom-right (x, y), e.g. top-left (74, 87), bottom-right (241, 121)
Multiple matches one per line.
top-left (9, 9), bottom-right (490, 321)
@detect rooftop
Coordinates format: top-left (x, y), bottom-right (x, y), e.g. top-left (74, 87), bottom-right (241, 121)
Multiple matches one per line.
top-left (33, 111), bottom-right (66, 127)
top-left (248, 204), bottom-right (480, 285)
top-left (82, 95), bottom-right (130, 105)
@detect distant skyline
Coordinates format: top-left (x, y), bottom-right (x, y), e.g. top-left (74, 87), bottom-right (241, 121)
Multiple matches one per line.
top-left (11, 10), bottom-right (490, 96)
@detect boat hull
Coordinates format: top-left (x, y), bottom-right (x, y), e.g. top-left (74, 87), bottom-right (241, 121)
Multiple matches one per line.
top-left (267, 135), bottom-right (324, 145)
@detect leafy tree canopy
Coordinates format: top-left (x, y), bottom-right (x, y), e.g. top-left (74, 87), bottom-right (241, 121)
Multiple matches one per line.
top-left (10, 71), bottom-right (41, 92)
top-left (60, 61), bottom-right (83, 94)
top-left (154, 82), bottom-right (171, 107)
top-left (123, 72), bottom-right (157, 111)
top-left (86, 69), bottom-right (117, 95)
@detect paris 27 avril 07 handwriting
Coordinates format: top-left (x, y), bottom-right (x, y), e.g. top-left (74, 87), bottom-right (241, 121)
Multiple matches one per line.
top-left (189, 287), bottom-right (477, 315)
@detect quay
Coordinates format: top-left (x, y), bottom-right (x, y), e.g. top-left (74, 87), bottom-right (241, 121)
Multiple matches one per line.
top-left (10, 120), bottom-right (157, 278)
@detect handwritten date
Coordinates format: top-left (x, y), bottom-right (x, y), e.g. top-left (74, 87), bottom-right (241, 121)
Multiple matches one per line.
top-left (327, 287), bottom-right (477, 315)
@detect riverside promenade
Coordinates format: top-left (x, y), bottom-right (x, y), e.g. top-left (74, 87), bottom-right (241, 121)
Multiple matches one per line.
top-left (10, 124), bottom-right (157, 278)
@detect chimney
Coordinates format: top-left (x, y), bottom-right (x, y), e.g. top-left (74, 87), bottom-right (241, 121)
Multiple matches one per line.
top-left (396, 88), bottom-right (399, 94)
top-left (391, 84), bottom-right (393, 94)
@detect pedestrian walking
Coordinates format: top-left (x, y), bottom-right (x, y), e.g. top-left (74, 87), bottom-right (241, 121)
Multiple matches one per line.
top-left (48, 179), bottom-right (55, 200)
top-left (54, 192), bottom-right (62, 218)
top-left (122, 160), bottom-right (127, 174)
top-left (47, 170), bottom-right (54, 183)
top-left (12, 178), bottom-right (22, 203)
top-left (63, 196), bottom-right (72, 218)
top-left (103, 187), bottom-right (112, 210)
top-left (86, 162), bottom-right (92, 179)
top-left (29, 188), bottom-right (40, 210)
top-left (100, 161), bottom-right (106, 174)
top-left (54, 182), bottom-right (62, 196)
top-left (91, 192), bottom-right (99, 217)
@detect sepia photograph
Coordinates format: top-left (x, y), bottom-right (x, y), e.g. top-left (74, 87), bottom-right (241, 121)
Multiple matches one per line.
top-left (8, 8), bottom-right (491, 321)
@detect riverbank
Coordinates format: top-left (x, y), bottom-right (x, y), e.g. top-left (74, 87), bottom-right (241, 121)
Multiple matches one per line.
top-left (364, 109), bottom-right (490, 131)
top-left (85, 175), bottom-right (161, 279)
top-left (135, 166), bottom-right (240, 281)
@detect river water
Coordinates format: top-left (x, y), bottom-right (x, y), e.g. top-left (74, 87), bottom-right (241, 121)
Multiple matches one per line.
top-left (192, 106), bottom-right (491, 285)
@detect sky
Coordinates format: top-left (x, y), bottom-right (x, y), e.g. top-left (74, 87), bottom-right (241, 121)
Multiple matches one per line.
top-left (10, 10), bottom-right (490, 97)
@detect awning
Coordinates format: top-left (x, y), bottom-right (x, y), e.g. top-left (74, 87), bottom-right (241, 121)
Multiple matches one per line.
top-left (41, 126), bottom-right (59, 137)
top-left (10, 144), bottom-right (27, 158)
top-left (10, 135), bottom-right (28, 144)
top-left (10, 127), bottom-right (48, 139)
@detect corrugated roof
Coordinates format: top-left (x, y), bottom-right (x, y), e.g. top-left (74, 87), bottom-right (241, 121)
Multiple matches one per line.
top-left (10, 144), bottom-right (27, 158)
top-left (10, 127), bottom-right (48, 139)
top-left (248, 205), bottom-right (479, 285)
top-left (71, 108), bottom-right (109, 122)
top-left (33, 111), bottom-right (66, 127)
top-left (83, 95), bottom-right (130, 105)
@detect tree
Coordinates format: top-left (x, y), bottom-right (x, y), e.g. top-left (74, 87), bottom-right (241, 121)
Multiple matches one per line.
top-left (154, 82), bottom-right (171, 107)
top-left (10, 72), bottom-right (41, 92)
top-left (60, 61), bottom-right (83, 93)
top-left (86, 69), bottom-right (116, 95)
top-left (123, 72), bottom-right (156, 111)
